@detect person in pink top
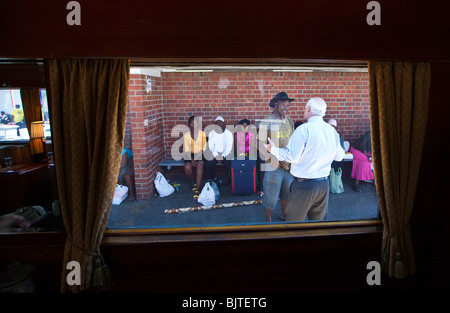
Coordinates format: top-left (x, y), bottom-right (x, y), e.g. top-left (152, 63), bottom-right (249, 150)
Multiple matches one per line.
top-left (236, 119), bottom-right (256, 159)
top-left (349, 139), bottom-right (374, 192)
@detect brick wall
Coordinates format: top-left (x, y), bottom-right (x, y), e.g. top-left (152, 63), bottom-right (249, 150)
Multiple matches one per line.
top-left (161, 71), bottom-right (369, 157)
top-left (126, 70), bottom-right (370, 199)
top-left (126, 74), bottom-right (165, 200)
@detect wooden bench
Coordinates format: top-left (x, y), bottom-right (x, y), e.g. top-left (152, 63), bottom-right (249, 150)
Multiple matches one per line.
top-left (158, 158), bottom-right (223, 171)
top-left (158, 159), bottom-right (184, 171)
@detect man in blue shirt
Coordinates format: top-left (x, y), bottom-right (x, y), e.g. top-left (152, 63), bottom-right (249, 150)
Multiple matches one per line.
top-left (265, 97), bottom-right (345, 221)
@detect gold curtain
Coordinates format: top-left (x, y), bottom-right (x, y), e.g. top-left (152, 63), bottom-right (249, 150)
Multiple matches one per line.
top-left (48, 59), bottom-right (130, 292)
top-left (20, 88), bottom-right (43, 154)
top-left (369, 61), bottom-right (431, 279)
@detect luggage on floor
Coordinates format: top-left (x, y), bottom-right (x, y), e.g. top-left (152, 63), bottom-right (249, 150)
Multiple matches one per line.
top-left (330, 167), bottom-right (344, 194)
top-left (198, 182), bottom-right (216, 206)
top-left (155, 172), bottom-right (175, 197)
top-left (206, 179), bottom-right (220, 201)
top-left (231, 159), bottom-right (256, 195)
top-left (113, 184), bottom-right (129, 205)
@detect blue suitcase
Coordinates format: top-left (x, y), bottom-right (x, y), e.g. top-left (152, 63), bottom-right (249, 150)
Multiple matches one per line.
top-left (231, 159), bottom-right (256, 195)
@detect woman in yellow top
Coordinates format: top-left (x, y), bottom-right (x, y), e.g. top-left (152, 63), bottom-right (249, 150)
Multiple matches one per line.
top-left (183, 116), bottom-right (206, 199)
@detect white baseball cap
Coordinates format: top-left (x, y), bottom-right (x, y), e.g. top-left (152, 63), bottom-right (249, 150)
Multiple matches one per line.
top-left (215, 116), bottom-right (225, 122)
top-left (328, 118), bottom-right (337, 127)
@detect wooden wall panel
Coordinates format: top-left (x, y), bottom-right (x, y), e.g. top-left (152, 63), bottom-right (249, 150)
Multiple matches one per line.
top-left (0, 63), bottom-right (46, 88)
top-left (0, 0), bottom-right (448, 60)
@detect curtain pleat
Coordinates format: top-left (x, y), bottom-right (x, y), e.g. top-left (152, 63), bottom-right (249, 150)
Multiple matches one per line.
top-left (369, 61), bottom-right (431, 279)
top-left (20, 88), bottom-right (43, 131)
top-left (20, 88), bottom-right (43, 154)
top-left (49, 59), bottom-right (130, 292)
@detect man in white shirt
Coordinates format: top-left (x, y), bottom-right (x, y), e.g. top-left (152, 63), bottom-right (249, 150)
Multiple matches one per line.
top-left (264, 97), bottom-right (345, 221)
top-left (205, 116), bottom-right (234, 182)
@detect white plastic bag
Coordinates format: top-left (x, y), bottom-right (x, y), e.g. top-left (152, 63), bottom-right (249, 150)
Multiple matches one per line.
top-left (197, 182), bottom-right (216, 206)
top-left (206, 179), bottom-right (220, 201)
top-left (155, 172), bottom-right (175, 197)
top-left (344, 140), bottom-right (350, 152)
top-left (113, 184), bottom-right (129, 205)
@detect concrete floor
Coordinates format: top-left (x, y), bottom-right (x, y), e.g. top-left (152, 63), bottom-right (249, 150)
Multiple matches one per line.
top-left (107, 162), bottom-right (380, 229)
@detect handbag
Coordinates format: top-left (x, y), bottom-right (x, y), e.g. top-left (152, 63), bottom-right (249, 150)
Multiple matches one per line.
top-left (197, 182), bottom-right (216, 206)
top-left (155, 172), bottom-right (175, 197)
top-left (14, 205), bottom-right (46, 221)
top-left (113, 184), bottom-right (129, 205)
top-left (330, 167), bottom-right (344, 194)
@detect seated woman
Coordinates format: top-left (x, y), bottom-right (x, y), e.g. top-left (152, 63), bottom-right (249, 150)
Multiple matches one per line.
top-left (236, 119), bottom-right (255, 159)
top-left (119, 147), bottom-right (136, 201)
top-left (183, 116), bottom-right (207, 200)
top-left (349, 144), bottom-right (374, 192)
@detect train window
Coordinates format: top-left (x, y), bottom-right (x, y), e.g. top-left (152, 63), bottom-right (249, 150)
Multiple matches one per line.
top-left (106, 63), bottom-right (380, 231)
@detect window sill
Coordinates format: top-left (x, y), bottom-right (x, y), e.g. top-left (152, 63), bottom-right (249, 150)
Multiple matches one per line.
top-left (0, 140), bottom-right (30, 145)
top-left (0, 138), bottom-right (51, 145)
top-left (103, 219), bottom-right (383, 244)
top-left (0, 220), bottom-right (382, 264)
